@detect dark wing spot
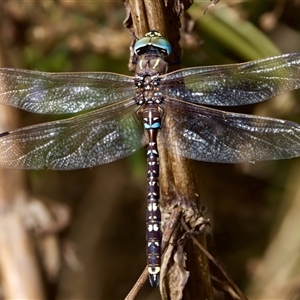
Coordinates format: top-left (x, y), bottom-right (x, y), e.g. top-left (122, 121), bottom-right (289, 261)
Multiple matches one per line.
top-left (0, 131), bottom-right (9, 137)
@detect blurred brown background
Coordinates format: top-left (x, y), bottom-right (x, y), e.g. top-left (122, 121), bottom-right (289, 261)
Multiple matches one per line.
top-left (0, 1), bottom-right (300, 299)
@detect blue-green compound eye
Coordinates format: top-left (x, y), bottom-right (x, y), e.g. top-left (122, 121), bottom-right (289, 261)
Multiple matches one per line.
top-left (134, 31), bottom-right (172, 56)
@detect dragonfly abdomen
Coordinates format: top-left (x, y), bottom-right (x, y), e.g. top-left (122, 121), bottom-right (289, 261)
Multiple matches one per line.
top-left (143, 105), bottom-right (162, 286)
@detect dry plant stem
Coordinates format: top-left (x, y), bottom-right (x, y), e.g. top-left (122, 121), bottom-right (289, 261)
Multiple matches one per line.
top-left (0, 212), bottom-right (45, 299)
top-left (124, 267), bottom-right (148, 300)
top-left (126, 0), bottom-right (170, 37)
top-left (0, 14), bottom-right (45, 298)
top-left (124, 0), bottom-right (185, 67)
top-left (0, 106), bottom-right (45, 299)
top-left (204, 0), bottom-right (220, 14)
top-left (123, 1), bottom-right (213, 299)
top-left (159, 143), bottom-right (214, 300)
top-left (181, 220), bottom-right (248, 300)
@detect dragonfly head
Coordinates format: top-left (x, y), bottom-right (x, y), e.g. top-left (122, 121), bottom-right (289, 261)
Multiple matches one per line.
top-left (134, 31), bottom-right (172, 57)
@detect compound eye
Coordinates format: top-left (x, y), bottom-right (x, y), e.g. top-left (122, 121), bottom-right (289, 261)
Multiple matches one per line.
top-left (149, 36), bottom-right (171, 55)
top-left (133, 32), bottom-right (172, 56)
top-left (134, 37), bottom-right (150, 54)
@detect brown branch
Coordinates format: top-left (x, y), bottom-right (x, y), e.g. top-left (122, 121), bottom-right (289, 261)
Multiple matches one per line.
top-left (181, 220), bottom-right (248, 300)
top-left (123, 1), bottom-right (215, 299)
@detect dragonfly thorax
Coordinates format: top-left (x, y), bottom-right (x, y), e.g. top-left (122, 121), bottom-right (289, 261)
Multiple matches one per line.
top-left (135, 71), bottom-right (163, 106)
top-left (134, 53), bottom-right (168, 106)
top-left (135, 54), bottom-right (168, 74)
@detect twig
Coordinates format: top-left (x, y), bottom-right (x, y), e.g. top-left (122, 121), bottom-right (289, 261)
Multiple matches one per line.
top-left (181, 219), bottom-right (248, 300)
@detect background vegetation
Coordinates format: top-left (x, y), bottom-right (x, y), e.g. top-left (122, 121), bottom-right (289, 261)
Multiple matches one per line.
top-left (0, 1), bottom-right (300, 299)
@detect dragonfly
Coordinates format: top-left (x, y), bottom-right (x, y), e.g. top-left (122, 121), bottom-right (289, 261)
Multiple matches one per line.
top-left (1, 31), bottom-right (300, 286)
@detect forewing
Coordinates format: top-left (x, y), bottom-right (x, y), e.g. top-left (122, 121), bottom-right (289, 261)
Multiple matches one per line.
top-left (0, 100), bottom-right (147, 170)
top-left (0, 68), bottom-right (135, 114)
top-left (161, 53), bottom-right (300, 106)
top-left (160, 99), bottom-right (300, 163)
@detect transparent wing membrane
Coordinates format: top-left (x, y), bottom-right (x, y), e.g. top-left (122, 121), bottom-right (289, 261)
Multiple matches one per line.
top-left (162, 53), bottom-right (300, 106)
top-left (0, 68), bottom-right (135, 114)
top-left (161, 99), bottom-right (300, 163)
top-left (0, 101), bottom-right (146, 169)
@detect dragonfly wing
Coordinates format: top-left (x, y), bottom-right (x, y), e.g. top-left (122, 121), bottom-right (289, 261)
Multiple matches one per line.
top-left (0, 68), bottom-right (135, 113)
top-left (0, 100), bottom-right (146, 170)
top-left (161, 53), bottom-right (300, 106)
top-left (161, 99), bottom-right (300, 163)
